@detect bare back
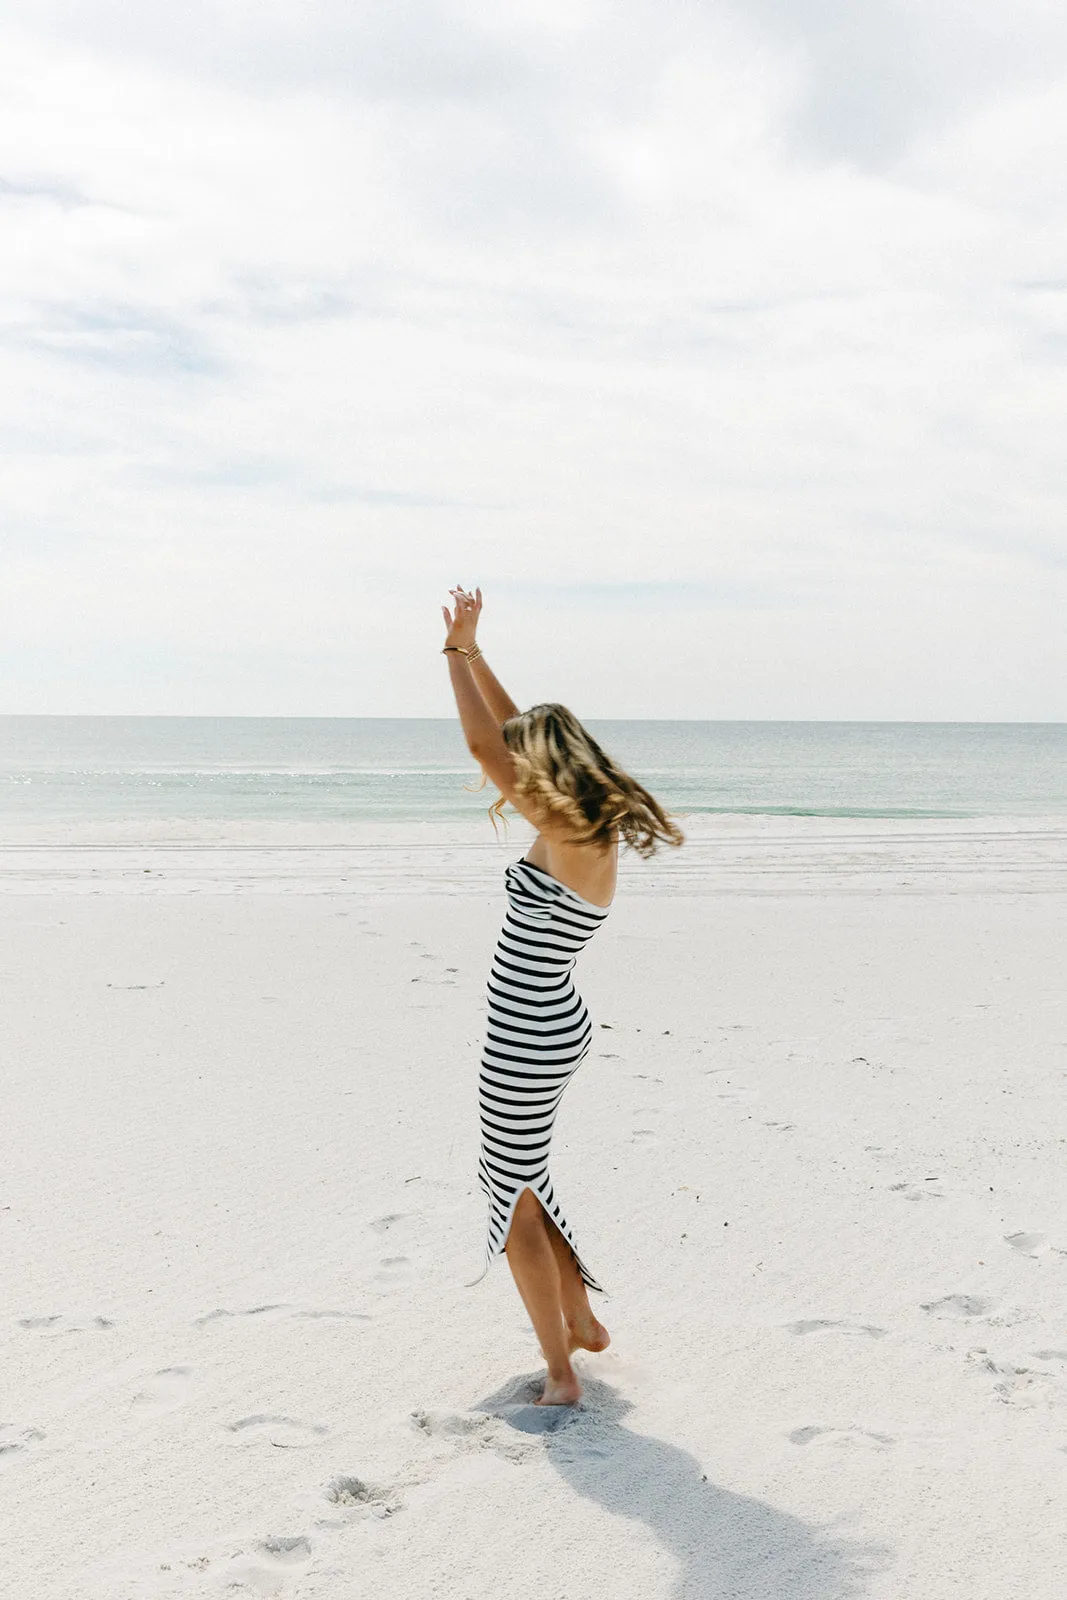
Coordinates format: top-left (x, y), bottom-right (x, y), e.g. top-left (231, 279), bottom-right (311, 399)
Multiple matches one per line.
top-left (524, 828), bottom-right (618, 909)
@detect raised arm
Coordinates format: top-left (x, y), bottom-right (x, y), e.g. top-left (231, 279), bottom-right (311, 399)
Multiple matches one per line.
top-left (441, 586), bottom-right (543, 829)
top-left (443, 586), bottom-right (518, 723)
top-left (470, 652), bottom-right (519, 723)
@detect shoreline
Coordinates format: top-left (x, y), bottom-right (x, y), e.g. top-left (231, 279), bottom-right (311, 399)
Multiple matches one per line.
top-left (2, 813), bottom-right (1065, 895)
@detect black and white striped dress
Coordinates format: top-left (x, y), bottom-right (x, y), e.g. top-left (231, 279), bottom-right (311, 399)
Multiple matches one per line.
top-left (466, 855), bottom-right (612, 1295)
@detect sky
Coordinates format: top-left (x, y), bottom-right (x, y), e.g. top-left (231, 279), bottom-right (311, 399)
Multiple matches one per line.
top-left (2, 0), bottom-right (1065, 719)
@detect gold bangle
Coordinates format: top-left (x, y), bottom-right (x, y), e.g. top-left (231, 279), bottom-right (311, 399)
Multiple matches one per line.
top-left (466, 644), bottom-right (483, 664)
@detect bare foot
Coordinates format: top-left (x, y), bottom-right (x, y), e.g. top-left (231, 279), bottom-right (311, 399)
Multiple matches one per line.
top-left (536, 1373), bottom-right (582, 1406)
top-left (565, 1313), bottom-right (611, 1354)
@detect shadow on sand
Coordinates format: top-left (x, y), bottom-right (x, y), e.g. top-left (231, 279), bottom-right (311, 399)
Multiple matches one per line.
top-left (474, 1373), bottom-right (889, 1600)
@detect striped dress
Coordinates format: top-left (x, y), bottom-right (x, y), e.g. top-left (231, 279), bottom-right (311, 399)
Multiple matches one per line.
top-left (466, 855), bottom-right (612, 1295)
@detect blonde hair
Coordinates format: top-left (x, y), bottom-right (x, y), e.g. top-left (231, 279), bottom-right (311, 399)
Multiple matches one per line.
top-left (481, 703), bottom-right (684, 860)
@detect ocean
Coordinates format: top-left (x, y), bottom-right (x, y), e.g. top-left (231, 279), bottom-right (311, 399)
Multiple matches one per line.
top-left (2, 718), bottom-right (1065, 831)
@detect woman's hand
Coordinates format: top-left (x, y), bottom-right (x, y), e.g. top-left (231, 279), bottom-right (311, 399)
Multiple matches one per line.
top-left (441, 585), bottom-right (482, 650)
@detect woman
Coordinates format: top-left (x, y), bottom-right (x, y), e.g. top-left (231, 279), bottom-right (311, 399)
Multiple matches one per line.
top-left (441, 585), bottom-right (684, 1406)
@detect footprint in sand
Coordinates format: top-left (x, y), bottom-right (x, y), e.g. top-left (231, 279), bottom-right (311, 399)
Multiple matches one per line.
top-left (992, 1369), bottom-right (1059, 1408)
top-left (0, 1424), bottom-right (46, 1460)
top-left (196, 1304), bottom-right (370, 1327)
top-left (967, 1350), bottom-right (1067, 1407)
top-left (195, 1304), bottom-right (292, 1327)
top-left (373, 1255), bottom-right (413, 1287)
top-left (132, 1367), bottom-right (192, 1416)
top-left (369, 1212), bottom-right (416, 1235)
top-left (226, 1415), bottom-right (329, 1449)
top-left (888, 1180), bottom-right (944, 1200)
top-left (320, 1474), bottom-right (402, 1521)
top-left (1004, 1231), bottom-right (1052, 1257)
top-left (789, 1425), bottom-right (895, 1449)
top-left (410, 1406), bottom-right (537, 1456)
top-left (786, 1319), bottom-right (888, 1339)
top-left (222, 1535), bottom-right (312, 1593)
top-left (920, 1294), bottom-right (996, 1319)
top-left (17, 1313), bottom-right (114, 1334)
top-left (410, 1407), bottom-right (496, 1443)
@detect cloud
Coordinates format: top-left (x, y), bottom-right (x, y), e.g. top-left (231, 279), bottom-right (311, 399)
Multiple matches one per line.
top-left (4, 299), bottom-right (222, 375)
top-left (0, 3), bottom-right (1064, 714)
top-left (735, 0), bottom-right (1067, 165)
top-left (0, 173), bottom-right (105, 207)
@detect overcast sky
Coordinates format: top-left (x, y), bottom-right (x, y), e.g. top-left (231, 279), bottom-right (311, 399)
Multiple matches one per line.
top-left (2, 1), bottom-right (1065, 718)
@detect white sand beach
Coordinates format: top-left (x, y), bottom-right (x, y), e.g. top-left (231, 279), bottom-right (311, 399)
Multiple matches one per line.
top-left (4, 817), bottom-right (1066, 1598)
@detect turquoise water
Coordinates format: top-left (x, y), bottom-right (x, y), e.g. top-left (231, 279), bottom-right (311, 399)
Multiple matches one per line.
top-left (1, 718), bottom-right (1065, 826)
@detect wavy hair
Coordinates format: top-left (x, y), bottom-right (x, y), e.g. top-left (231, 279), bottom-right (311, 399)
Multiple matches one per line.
top-left (480, 703), bottom-right (684, 859)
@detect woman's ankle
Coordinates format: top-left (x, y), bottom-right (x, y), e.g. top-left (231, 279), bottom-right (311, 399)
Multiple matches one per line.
top-left (563, 1304), bottom-right (593, 1328)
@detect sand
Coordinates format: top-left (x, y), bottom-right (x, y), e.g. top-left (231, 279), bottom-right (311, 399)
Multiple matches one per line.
top-left (3, 817), bottom-right (1066, 1598)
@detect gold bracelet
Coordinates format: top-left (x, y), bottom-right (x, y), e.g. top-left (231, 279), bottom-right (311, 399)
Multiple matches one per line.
top-left (442, 644), bottom-right (483, 663)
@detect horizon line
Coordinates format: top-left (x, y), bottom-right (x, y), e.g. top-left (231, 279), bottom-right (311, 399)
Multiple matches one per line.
top-left (1, 714), bottom-right (1065, 727)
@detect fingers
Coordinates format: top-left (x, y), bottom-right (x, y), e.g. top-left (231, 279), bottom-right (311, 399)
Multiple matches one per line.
top-left (446, 584), bottom-right (481, 631)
